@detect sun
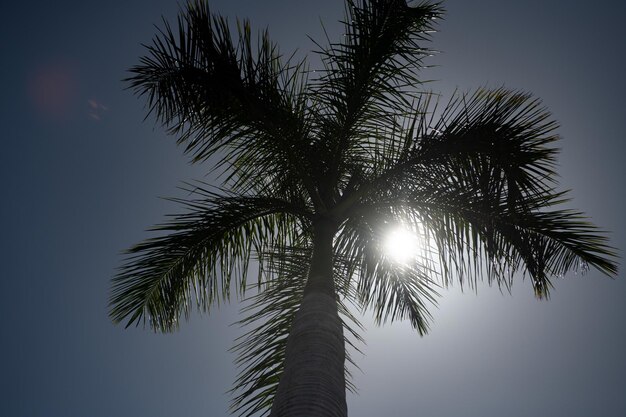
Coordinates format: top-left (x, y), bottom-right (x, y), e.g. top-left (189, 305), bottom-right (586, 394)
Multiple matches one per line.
top-left (384, 226), bottom-right (421, 264)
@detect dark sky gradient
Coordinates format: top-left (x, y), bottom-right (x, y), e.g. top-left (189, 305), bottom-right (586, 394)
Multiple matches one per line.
top-left (2, 1), bottom-right (625, 416)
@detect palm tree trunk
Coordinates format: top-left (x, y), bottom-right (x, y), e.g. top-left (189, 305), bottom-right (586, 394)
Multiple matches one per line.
top-left (269, 218), bottom-right (347, 417)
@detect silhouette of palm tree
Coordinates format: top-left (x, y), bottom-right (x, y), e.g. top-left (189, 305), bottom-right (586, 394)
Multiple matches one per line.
top-left (110, 1), bottom-right (617, 416)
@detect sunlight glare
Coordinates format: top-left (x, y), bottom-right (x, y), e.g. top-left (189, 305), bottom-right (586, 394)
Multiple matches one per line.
top-left (384, 226), bottom-right (420, 264)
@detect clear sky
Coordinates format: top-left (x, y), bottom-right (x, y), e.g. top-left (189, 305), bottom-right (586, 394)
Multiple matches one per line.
top-left (2, 1), bottom-right (625, 416)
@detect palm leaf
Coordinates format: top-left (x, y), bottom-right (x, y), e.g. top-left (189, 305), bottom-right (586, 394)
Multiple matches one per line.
top-left (346, 88), bottom-right (616, 296)
top-left (309, 0), bottom-right (443, 202)
top-left (109, 186), bottom-right (310, 331)
top-left (335, 207), bottom-right (441, 335)
top-left (126, 0), bottom-right (316, 199)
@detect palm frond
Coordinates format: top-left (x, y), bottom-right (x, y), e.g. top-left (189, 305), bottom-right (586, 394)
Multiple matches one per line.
top-left (417, 89), bottom-right (560, 204)
top-left (109, 186), bottom-right (310, 331)
top-left (315, 0), bottom-right (442, 118)
top-left (412, 192), bottom-right (618, 297)
top-left (309, 0), bottom-right (442, 201)
top-left (126, 0), bottom-right (316, 199)
top-left (345, 88), bottom-right (617, 296)
top-left (409, 89), bottom-right (615, 294)
top-left (334, 207), bottom-right (441, 335)
top-left (351, 88), bottom-right (559, 203)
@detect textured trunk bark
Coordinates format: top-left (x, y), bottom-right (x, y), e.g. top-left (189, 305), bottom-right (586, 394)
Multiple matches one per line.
top-left (269, 218), bottom-right (347, 417)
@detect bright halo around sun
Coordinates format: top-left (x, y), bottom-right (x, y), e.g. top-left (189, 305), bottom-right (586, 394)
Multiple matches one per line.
top-left (384, 226), bottom-right (420, 264)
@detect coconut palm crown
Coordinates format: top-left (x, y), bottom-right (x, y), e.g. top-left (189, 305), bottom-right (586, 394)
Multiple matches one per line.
top-left (110, 1), bottom-right (618, 416)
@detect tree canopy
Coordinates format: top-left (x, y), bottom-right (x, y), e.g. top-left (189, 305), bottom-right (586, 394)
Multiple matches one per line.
top-left (110, 1), bottom-right (618, 416)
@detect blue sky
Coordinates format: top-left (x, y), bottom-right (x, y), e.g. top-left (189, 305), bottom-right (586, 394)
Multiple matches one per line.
top-left (2, 1), bottom-right (625, 416)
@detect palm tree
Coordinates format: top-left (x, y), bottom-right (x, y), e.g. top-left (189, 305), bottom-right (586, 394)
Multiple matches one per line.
top-left (109, 1), bottom-right (618, 416)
